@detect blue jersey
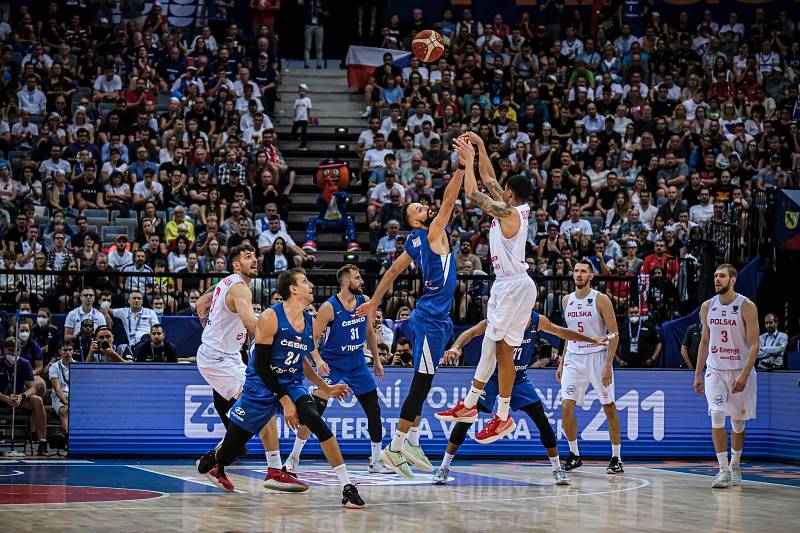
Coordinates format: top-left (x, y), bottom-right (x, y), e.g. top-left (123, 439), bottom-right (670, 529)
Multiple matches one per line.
top-left (320, 294), bottom-right (368, 366)
top-left (507, 311), bottom-right (541, 381)
top-left (404, 228), bottom-right (457, 318)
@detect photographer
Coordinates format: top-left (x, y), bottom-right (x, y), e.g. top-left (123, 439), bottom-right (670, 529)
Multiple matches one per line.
top-left (391, 337), bottom-right (414, 367)
top-left (134, 324), bottom-right (178, 363)
top-left (86, 325), bottom-right (133, 363)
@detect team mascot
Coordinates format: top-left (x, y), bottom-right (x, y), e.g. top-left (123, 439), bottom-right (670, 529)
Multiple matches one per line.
top-left (302, 158), bottom-right (361, 252)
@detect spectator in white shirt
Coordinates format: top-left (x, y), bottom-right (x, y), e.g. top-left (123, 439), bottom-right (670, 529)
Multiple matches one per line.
top-left (101, 291), bottom-right (159, 347)
top-left (369, 172), bottom-right (405, 219)
top-left (637, 190), bottom-right (659, 226)
top-left (560, 204), bottom-right (594, 238)
top-left (413, 121), bottom-right (440, 151)
top-left (108, 235), bottom-right (133, 270)
top-left (49, 342), bottom-right (72, 432)
top-left (92, 64), bottom-right (123, 103)
top-left (361, 133), bottom-right (394, 180)
top-left (406, 102), bottom-right (434, 133)
top-left (758, 313), bottom-right (787, 369)
top-left (689, 188), bottom-right (714, 223)
top-left (17, 75), bottom-right (47, 115)
top-left (681, 91), bottom-right (708, 120)
top-left (357, 117), bottom-right (383, 156)
top-left (63, 287), bottom-right (109, 342)
top-left (257, 215), bottom-right (312, 266)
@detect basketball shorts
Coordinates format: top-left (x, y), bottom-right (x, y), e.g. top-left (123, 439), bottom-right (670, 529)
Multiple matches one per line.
top-left (477, 373), bottom-right (541, 413)
top-left (196, 343), bottom-right (247, 401)
top-left (407, 309), bottom-right (453, 375)
top-left (320, 360), bottom-right (377, 396)
top-left (230, 378), bottom-right (308, 434)
top-left (486, 275), bottom-right (537, 346)
top-left (560, 350), bottom-right (615, 406)
top-left (704, 367), bottom-right (757, 420)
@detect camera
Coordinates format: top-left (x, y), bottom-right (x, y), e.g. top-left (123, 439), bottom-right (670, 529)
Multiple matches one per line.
top-left (98, 340), bottom-right (111, 351)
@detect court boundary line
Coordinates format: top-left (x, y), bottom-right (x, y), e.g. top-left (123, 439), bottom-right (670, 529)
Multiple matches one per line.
top-left (126, 465), bottom-right (246, 494)
top-left (643, 466), bottom-right (800, 489)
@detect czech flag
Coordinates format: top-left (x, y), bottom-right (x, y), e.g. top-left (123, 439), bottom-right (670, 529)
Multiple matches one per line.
top-left (345, 46), bottom-right (411, 89)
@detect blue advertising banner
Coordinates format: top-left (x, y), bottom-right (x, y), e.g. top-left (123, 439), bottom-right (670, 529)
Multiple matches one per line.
top-left (70, 366), bottom-right (800, 460)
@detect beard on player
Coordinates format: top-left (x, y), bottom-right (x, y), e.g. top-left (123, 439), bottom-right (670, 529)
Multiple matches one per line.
top-left (714, 279), bottom-right (732, 294)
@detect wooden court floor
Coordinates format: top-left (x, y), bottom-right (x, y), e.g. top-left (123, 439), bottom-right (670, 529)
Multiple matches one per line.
top-left (1, 458), bottom-right (798, 532)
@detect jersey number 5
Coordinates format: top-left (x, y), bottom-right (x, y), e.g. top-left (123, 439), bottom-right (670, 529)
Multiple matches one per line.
top-left (577, 321), bottom-right (584, 333)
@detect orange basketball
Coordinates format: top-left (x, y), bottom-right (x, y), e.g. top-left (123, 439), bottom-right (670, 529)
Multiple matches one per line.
top-left (412, 29), bottom-right (445, 63)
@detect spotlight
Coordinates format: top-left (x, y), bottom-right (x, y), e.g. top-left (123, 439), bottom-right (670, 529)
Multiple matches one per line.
top-left (344, 253), bottom-right (357, 262)
top-left (335, 127), bottom-right (348, 134)
top-left (335, 144), bottom-right (348, 152)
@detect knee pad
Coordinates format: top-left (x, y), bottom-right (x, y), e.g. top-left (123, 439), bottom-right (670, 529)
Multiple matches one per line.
top-left (449, 422), bottom-right (471, 447)
top-left (523, 402), bottom-right (557, 449)
top-left (356, 390), bottom-right (383, 443)
top-left (473, 335), bottom-right (498, 383)
top-left (731, 418), bottom-right (745, 433)
top-left (296, 396), bottom-right (333, 442)
top-left (399, 372), bottom-right (434, 422)
top-left (711, 410), bottom-right (727, 429)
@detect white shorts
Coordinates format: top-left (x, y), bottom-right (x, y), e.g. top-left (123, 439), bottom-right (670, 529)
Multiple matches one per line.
top-left (705, 367), bottom-right (757, 420)
top-left (51, 393), bottom-right (67, 415)
top-left (196, 343), bottom-right (247, 401)
top-left (486, 275), bottom-right (537, 346)
top-left (561, 350), bottom-right (615, 406)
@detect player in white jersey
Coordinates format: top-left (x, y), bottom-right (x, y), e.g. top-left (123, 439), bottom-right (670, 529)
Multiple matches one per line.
top-left (694, 264), bottom-right (759, 489)
top-left (195, 244), bottom-right (306, 492)
top-left (557, 260), bottom-right (623, 474)
top-left (435, 132), bottom-right (537, 444)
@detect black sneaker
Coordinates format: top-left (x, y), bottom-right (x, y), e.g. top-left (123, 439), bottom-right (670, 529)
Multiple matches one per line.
top-left (196, 449), bottom-right (217, 474)
top-left (607, 456), bottom-right (624, 474)
top-left (37, 440), bottom-right (48, 456)
top-left (563, 452), bottom-right (583, 472)
top-left (342, 484), bottom-right (365, 509)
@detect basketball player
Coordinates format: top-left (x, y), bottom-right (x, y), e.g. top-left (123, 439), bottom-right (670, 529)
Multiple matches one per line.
top-left (435, 132), bottom-right (536, 444)
top-left (356, 157), bottom-right (465, 479)
top-left (197, 268), bottom-right (365, 508)
top-left (283, 264), bottom-right (391, 474)
top-left (434, 310), bottom-right (607, 485)
top-left (557, 260), bottom-right (623, 474)
top-left (194, 244), bottom-right (305, 492)
top-left (694, 264), bottom-right (759, 488)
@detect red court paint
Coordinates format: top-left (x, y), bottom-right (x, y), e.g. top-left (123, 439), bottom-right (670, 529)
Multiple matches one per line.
top-left (0, 484), bottom-right (163, 505)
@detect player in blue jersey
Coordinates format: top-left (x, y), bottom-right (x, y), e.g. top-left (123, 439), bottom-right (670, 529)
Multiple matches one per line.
top-left (283, 264), bottom-right (392, 474)
top-left (357, 159), bottom-right (465, 479)
top-left (433, 311), bottom-right (608, 485)
top-left (197, 268), bottom-right (366, 509)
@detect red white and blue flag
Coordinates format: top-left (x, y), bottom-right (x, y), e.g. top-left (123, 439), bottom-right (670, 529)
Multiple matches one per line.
top-left (345, 46), bottom-right (411, 89)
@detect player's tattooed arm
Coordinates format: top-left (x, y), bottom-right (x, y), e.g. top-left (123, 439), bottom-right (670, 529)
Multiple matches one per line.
top-left (467, 189), bottom-right (514, 218)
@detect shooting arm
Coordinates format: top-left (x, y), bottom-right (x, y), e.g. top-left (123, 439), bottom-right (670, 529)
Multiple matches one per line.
top-left (368, 251), bottom-right (414, 307)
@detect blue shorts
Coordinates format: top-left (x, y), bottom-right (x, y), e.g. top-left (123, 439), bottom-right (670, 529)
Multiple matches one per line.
top-left (229, 379), bottom-right (308, 434)
top-left (322, 360), bottom-right (377, 396)
top-left (407, 310), bottom-right (453, 375)
top-left (477, 373), bottom-right (541, 413)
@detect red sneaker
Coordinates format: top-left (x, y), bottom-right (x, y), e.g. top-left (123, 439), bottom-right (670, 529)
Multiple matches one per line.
top-left (206, 466), bottom-right (234, 491)
top-left (263, 466), bottom-right (310, 492)
top-left (435, 399), bottom-right (478, 423)
top-left (346, 242), bottom-right (361, 251)
top-left (302, 240), bottom-right (318, 252)
top-left (475, 414), bottom-right (516, 444)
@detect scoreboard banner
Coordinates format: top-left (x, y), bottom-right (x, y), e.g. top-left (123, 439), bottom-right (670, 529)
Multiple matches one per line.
top-left (69, 365), bottom-right (800, 460)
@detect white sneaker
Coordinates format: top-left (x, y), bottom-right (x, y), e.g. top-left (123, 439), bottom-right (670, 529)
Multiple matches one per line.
top-left (432, 465), bottom-right (449, 485)
top-left (283, 455), bottom-right (300, 473)
top-left (368, 457), bottom-right (393, 474)
top-left (712, 469), bottom-right (731, 488)
top-left (730, 465), bottom-right (742, 486)
top-left (553, 469), bottom-right (571, 485)
top-left (361, 106), bottom-right (372, 118)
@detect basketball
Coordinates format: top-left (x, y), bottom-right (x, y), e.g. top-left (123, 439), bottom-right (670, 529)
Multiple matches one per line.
top-left (412, 29), bottom-right (445, 63)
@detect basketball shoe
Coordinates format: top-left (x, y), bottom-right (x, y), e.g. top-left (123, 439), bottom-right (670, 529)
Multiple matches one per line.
top-left (380, 446), bottom-right (414, 479)
top-left (342, 484), bottom-right (365, 509)
top-left (283, 455), bottom-right (300, 473)
top-left (403, 441), bottom-right (434, 471)
top-left (475, 414), bottom-right (516, 444)
top-left (432, 465), bottom-right (449, 485)
top-left (730, 465), bottom-right (742, 486)
top-left (368, 457), bottom-right (393, 474)
top-left (196, 449), bottom-right (217, 474)
top-left (607, 457), bottom-right (624, 474)
top-left (263, 466), bottom-right (309, 492)
top-left (712, 468), bottom-right (731, 488)
top-left (435, 399), bottom-right (478, 423)
top-left (562, 452), bottom-right (583, 471)
top-left (206, 466), bottom-right (234, 491)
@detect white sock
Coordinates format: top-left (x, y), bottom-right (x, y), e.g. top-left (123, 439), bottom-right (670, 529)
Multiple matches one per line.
top-left (464, 386), bottom-right (482, 409)
top-left (390, 429), bottom-right (407, 452)
top-left (549, 455), bottom-right (561, 471)
top-left (370, 441), bottom-right (382, 464)
top-left (442, 452), bottom-right (455, 468)
top-left (731, 449), bottom-right (742, 467)
top-left (289, 437), bottom-right (308, 460)
top-left (716, 451), bottom-right (729, 470)
top-left (568, 440), bottom-right (580, 456)
top-left (266, 450), bottom-right (282, 469)
top-left (496, 396), bottom-right (511, 421)
top-left (407, 427), bottom-right (420, 447)
top-left (333, 463), bottom-right (351, 488)
top-left (612, 444), bottom-right (621, 460)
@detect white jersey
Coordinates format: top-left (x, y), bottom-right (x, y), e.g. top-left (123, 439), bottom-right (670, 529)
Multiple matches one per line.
top-left (564, 289), bottom-right (606, 354)
top-left (706, 293), bottom-right (750, 371)
top-left (489, 203), bottom-right (529, 278)
top-left (201, 274), bottom-right (248, 355)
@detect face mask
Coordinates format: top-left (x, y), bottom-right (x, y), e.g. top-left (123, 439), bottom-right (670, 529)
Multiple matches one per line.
top-left (5, 355), bottom-right (18, 364)
top-left (100, 301), bottom-right (112, 309)
top-left (153, 307), bottom-right (164, 316)
top-left (37, 317), bottom-right (48, 328)
top-left (18, 332), bottom-right (30, 341)
top-left (189, 302), bottom-right (196, 310)
top-left (629, 316), bottom-right (640, 324)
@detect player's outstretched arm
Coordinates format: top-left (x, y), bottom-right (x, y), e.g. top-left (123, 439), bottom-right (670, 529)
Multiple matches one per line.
top-left (230, 283), bottom-right (259, 333)
top-left (444, 319), bottom-right (487, 365)
top-left (694, 301), bottom-right (710, 395)
top-left (461, 131), bottom-right (504, 201)
top-left (734, 299), bottom-right (760, 393)
top-left (428, 167), bottom-right (464, 242)
top-left (356, 252), bottom-right (414, 323)
top-left (453, 136), bottom-right (514, 219)
top-left (538, 315), bottom-right (609, 346)
top-left (596, 293), bottom-right (619, 386)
